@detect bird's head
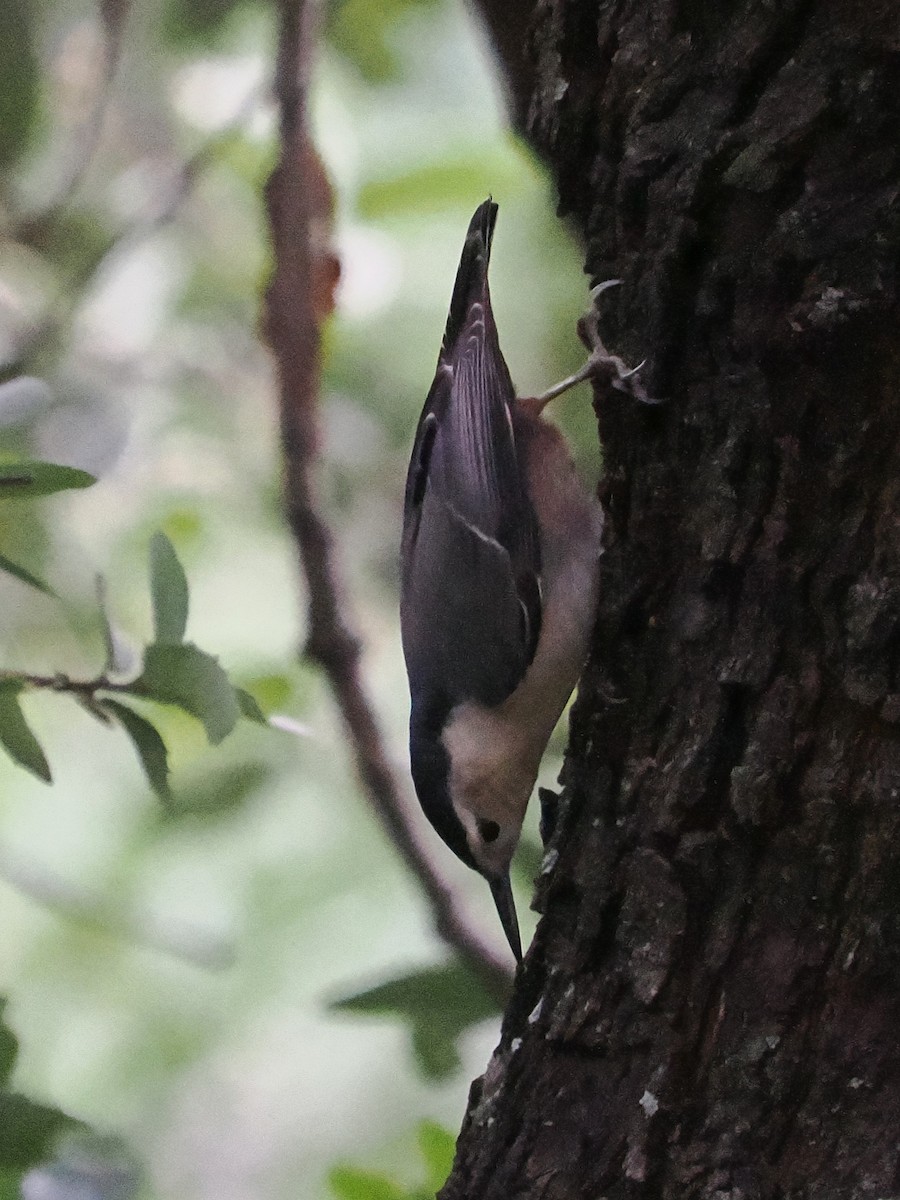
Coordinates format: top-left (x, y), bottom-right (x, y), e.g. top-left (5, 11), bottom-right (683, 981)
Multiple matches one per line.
top-left (409, 720), bottom-right (523, 961)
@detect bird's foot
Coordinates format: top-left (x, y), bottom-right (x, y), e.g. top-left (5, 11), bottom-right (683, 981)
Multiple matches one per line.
top-left (534, 280), bottom-right (660, 408)
top-left (576, 281), bottom-right (660, 405)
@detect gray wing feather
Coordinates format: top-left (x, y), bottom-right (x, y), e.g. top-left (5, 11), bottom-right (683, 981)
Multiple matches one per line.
top-left (402, 486), bottom-right (530, 711)
top-left (401, 201), bottom-right (541, 718)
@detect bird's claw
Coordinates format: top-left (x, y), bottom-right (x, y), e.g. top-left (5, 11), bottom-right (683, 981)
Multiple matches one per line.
top-left (532, 279), bottom-right (661, 408)
top-left (619, 359), bottom-right (646, 380)
top-left (589, 279), bottom-right (622, 300)
top-left (576, 284), bottom-right (661, 406)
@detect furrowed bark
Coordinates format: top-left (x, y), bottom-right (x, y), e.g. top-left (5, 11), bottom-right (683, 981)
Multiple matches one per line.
top-left (446, 2), bottom-right (900, 1196)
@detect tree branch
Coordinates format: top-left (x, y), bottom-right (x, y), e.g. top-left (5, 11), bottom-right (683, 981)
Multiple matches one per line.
top-left (264, 0), bottom-right (513, 1000)
top-left (0, 668), bottom-right (130, 700)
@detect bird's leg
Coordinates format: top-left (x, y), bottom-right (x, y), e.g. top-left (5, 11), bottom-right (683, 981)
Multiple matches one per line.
top-left (533, 280), bottom-right (659, 411)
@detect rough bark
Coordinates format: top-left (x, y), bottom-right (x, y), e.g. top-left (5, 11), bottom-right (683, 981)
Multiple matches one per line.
top-left (444, 2), bottom-right (900, 1197)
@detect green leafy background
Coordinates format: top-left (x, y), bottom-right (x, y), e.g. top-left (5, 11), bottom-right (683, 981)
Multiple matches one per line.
top-left (0, 0), bottom-right (592, 1196)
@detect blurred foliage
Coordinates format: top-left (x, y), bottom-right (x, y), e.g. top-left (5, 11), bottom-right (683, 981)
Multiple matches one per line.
top-left (0, 461), bottom-right (95, 499)
top-left (329, 1119), bottom-right (456, 1200)
top-left (0, 0), bottom-right (592, 1196)
top-left (0, 517), bottom-right (263, 795)
top-left (0, 458), bottom-right (95, 596)
top-left (0, 680), bottom-right (53, 782)
top-left (332, 961), bottom-right (502, 1079)
top-left (0, 0), bottom-right (39, 171)
top-left (19, 1130), bottom-right (144, 1200)
top-left (0, 998), bottom-right (81, 1195)
top-left (326, 0), bottom-right (441, 84)
top-left (162, 0), bottom-right (247, 47)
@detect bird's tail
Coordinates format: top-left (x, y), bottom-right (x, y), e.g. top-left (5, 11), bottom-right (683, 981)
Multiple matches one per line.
top-left (441, 198), bottom-right (497, 356)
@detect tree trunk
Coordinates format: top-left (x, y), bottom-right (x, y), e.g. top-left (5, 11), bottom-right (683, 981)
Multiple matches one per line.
top-left (443, 2), bottom-right (900, 1197)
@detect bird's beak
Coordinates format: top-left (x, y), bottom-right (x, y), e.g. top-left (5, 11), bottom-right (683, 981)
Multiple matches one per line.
top-left (489, 872), bottom-right (522, 962)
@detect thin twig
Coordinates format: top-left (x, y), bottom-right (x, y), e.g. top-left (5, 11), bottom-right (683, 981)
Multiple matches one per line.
top-left (264, 0), bottom-right (512, 999)
top-left (0, 668), bottom-right (128, 696)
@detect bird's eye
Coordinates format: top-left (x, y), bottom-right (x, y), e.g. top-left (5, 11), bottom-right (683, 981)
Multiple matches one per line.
top-left (477, 818), bottom-right (500, 844)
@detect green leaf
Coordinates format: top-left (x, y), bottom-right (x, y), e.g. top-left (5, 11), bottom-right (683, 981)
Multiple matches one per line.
top-left (102, 700), bottom-right (171, 803)
top-left (235, 687), bottom-right (266, 724)
top-left (0, 1092), bottom-right (74, 1172)
top-left (127, 643), bottom-right (241, 744)
top-left (149, 532), bottom-right (189, 643)
top-left (0, 682), bottom-right (51, 782)
top-left (331, 962), bottom-right (501, 1079)
top-left (0, 461), bottom-right (95, 499)
top-left (329, 1166), bottom-right (408, 1200)
top-left (0, 0), bottom-right (38, 169)
top-left (239, 672), bottom-right (293, 713)
top-left (0, 553), bottom-right (56, 597)
top-left (417, 1121), bottom-right (455, 1194)
top-left (0, 1003), bottom-right (80, 1175)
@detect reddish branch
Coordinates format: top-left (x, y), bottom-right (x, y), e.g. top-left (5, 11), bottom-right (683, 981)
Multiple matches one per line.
top-left (264, 0), bottom-right (512, 1000)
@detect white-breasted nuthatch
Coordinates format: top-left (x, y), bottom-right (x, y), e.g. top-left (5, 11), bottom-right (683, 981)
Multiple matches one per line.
top-left (400, 199), bottom-right (640, 960)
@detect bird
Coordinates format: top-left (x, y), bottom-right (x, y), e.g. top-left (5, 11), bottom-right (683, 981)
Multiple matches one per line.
top-left (400, 198), bottom-right (641, 961)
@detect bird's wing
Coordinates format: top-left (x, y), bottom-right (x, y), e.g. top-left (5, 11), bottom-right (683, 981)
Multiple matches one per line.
top-left (402, 481), bottom-right (535, 712)
top-left (401, 200), bottom-right (541, 720)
